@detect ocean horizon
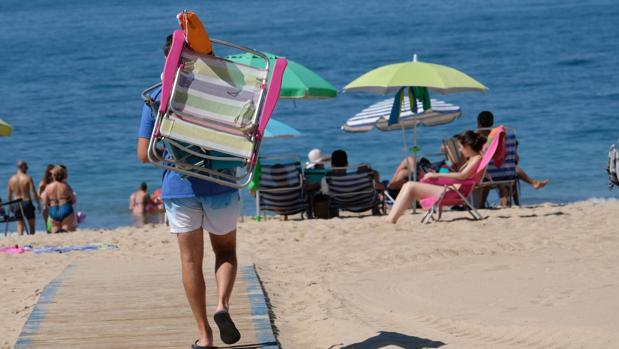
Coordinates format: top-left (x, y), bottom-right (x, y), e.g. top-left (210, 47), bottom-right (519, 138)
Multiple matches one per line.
top-left (1, 0), bottom-right (618, 231)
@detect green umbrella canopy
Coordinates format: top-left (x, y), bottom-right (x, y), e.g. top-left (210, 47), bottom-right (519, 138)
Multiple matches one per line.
top-left (226, 52), bottom-right (337, 99)
top-left (344, 55), bottom-right (488, 95)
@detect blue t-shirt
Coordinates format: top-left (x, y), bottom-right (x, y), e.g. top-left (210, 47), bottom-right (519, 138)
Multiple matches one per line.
top-left (138, 87), bottom-right (237, 199)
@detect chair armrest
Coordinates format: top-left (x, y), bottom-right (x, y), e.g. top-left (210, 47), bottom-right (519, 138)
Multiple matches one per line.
top-left (421, 177), bottom-right (477, 186)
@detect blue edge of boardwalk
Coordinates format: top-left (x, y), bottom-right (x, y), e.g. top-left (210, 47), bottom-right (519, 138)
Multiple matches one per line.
top-left (15, 264), bottom-right (280, 349)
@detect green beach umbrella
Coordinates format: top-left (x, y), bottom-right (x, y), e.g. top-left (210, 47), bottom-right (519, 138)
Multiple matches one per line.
top-left (226, 52), bottom-right (337, 99)
top-left (0, 118), bottom-right (12, 137)
top-left (344, 54), bottom-right (488, 95)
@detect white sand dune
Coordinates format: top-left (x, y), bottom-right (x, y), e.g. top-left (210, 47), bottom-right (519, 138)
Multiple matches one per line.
top-left (1, 201), bottom-right (618, 348)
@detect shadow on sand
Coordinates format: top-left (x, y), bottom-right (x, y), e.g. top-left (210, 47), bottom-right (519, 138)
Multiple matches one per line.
top-left (218, 341), bottom-right (278, 349)
top-left (340, 331), bottom-right (445, 349)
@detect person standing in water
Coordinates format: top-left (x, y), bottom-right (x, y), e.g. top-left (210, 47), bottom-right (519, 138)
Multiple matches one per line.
top-left (129, 182), bottom-right (152, 227)
top-left (41, 166), bottom-right (76, 233)
top-left (37, 164), bottom-right (54, 233)
top-left (7, 161), bottom-right (40, 235)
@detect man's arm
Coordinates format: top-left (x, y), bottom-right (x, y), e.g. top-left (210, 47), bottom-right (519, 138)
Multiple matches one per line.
top-left (7, 179), bottom-right (13, 202)
top-left (137, 138), bottom-right (150, 163)
top-left (137, 96), bottom-right (156, 163)
top-left (29, 177), bottom-right (40, 208)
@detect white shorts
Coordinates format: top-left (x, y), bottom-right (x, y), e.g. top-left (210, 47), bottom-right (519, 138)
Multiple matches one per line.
top-left (163, 191), bottom-right (240, 235)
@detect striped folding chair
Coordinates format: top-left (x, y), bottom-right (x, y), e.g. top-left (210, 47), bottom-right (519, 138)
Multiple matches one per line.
top-left (145, 30), bottom-right (287, 188)
top-left (257, 159), bottom-right (307, 218)
top-left (326, 170), bottom-right (381, 214)
top-left (475, 127), bottom-right (521, 207)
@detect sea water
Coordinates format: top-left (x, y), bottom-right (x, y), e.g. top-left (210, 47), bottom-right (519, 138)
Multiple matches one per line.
top-left (1, 0), bottom-right (618, 230)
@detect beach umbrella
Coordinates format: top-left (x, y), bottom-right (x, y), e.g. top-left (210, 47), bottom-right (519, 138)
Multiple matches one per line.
top-left (264, 118), bottom-right (301, 138)
top-left (343, 55), bottom-right (486, 184)
top-left (0, 118), bottom-right (12, 137)
top-left (226, 52), bottom-right (337, 99)
top-left (344, 55), bottom-right (488, 95)
top-left (342, 98), bottom-right (461, 133)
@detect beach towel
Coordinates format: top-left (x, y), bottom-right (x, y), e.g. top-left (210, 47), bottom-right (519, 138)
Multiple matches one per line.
top-left (0, 245), bottom-right (26, 254)
top-left (608, 144), bottom-right (619, 190)
top-left (486, 125), bottom-right (507, 167)
top-left (177, 11), bottom-right (212, 54)
top-left (32, 243), bottom-right (117, 254)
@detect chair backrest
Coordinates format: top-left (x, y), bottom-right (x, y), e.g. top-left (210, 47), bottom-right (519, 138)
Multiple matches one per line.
top-left (304, 168), bottom-right (327, 185)
top-left (258, 161), bottom-right (307, 215)
top-left (486, 130), bottom-right (517, 180)
top-left (147, 34), bottom-right (287, 188)
top-left (458, 126), bottom-right (504, 197)
top-left (170, 51), bottom-right (268, 132)
top-left (326, 171), bottom-right (378, 212)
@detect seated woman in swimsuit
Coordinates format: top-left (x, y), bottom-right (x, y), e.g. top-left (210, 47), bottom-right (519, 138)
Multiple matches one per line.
top-left (41, 166), bottom-right (76, 233)
top-left (385, 131), bottom-right (486, 224)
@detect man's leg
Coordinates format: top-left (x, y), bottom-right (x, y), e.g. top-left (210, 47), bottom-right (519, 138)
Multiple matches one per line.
top-left (209, 231), bottom-right (237, 313)
top-left (516, 166), bottom-right (549, 189)
top-left (27, 218), bottom-right (35, 235)
top-left (178, 228), bottom-right (213, 347)
top-left (16, 219), bottom-right (24, 235)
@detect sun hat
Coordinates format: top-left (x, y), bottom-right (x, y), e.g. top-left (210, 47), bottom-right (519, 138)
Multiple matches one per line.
top-left (306, 149), bottom-right (330, 169)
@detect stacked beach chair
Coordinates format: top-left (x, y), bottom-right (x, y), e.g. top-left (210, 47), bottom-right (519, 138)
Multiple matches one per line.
top-left (143, 13), bottom-right (287, 188)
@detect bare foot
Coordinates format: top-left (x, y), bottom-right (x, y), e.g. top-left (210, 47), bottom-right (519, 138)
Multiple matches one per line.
top-left (195, 328), bottom-right (214, 348)
top-left (533, 179), bottom-right (549, 189)
top-left (383, 217), bottom-right (397, 224)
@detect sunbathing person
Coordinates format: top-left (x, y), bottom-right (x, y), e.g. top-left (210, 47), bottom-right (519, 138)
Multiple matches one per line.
top-left (385, 131), bottom-right (486, 224)
top-left (41, 166), bottom-right (76, 233)
top-left (477, 111), bottom-right (548, 206)
top-left (386, 140), bottom-right (462, 198)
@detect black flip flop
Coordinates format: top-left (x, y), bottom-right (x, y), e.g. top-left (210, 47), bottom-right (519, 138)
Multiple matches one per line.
top-left (192, 340), bottom-right (217, 349)
top-left (214, 311), bottom-right (241, 344)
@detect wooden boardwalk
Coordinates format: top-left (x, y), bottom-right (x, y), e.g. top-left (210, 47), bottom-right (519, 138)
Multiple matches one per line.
top-left (15, 259), bottom-right (278, 349)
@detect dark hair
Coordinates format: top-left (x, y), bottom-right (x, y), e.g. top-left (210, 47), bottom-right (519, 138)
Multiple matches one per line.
top-left (331, 149), bottom-right (348, 167)
top-left (140, 182), bottom-right (148, 191)
top-left (457, 130), bottom-right (486, 152)
top-left (51, 166), bottom-right (67, 182)
top-left (163, 34), bottom-right (174, 57)
top-left (477, 111), bottom-right (494, 128)
top-left (42, 164), bottom-right (54, 186)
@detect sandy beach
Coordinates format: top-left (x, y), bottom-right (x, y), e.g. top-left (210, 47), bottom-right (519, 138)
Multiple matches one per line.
top-left (1, 200), bottom-right (618, 349)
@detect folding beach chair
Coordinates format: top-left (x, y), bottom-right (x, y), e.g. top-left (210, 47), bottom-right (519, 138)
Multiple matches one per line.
top-left (475, 126), bottom-right (520, 207)
top-left (1, 199), bottom-right (29, 236)
top-left (419, 126), bottom-right (505, 223)
top-left (256, 156), bottom-right (308, 218)
top-left (144, 30), bottom-right (287, 188)
top-left (325, 167), bottom-right (382, 215)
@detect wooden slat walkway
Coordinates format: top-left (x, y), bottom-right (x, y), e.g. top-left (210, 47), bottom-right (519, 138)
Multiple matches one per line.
top-left (15, 259), bottom-right (278, 349)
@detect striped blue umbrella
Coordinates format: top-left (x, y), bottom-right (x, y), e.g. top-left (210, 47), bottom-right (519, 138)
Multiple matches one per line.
top-left (341, 98), bottom-right (461, 133)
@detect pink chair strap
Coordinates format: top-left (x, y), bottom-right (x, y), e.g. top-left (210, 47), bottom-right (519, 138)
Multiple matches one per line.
top-left (256, 58), bottom-right (287, 140)
top-left (158, 30), bottom-right (185, 114)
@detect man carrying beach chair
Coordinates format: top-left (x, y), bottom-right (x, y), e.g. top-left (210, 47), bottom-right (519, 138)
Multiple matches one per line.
top-left (137, 31), bottom-right (242, 348)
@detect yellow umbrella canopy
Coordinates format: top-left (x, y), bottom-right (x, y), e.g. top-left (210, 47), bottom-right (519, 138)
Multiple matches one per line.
top-left (0, 118), bottom-right (12, 137)
top-left (344, 55), bottom-right (488, 95)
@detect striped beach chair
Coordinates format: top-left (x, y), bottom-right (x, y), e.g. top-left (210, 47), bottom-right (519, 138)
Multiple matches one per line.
top-left (476, 127), bottom-right (521, 206)
top-left (326, 170), bottom-right (381, 214)
top-left (257, 160), bottom-right (307, 218)
top-left (145, 30), bottom-right (287, 188)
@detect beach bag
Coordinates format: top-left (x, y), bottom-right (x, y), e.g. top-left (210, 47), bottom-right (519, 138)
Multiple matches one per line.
top-left (608, 144), bottom-right (619, 190)
top-left (177, 11), bottom-right (212, 54)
